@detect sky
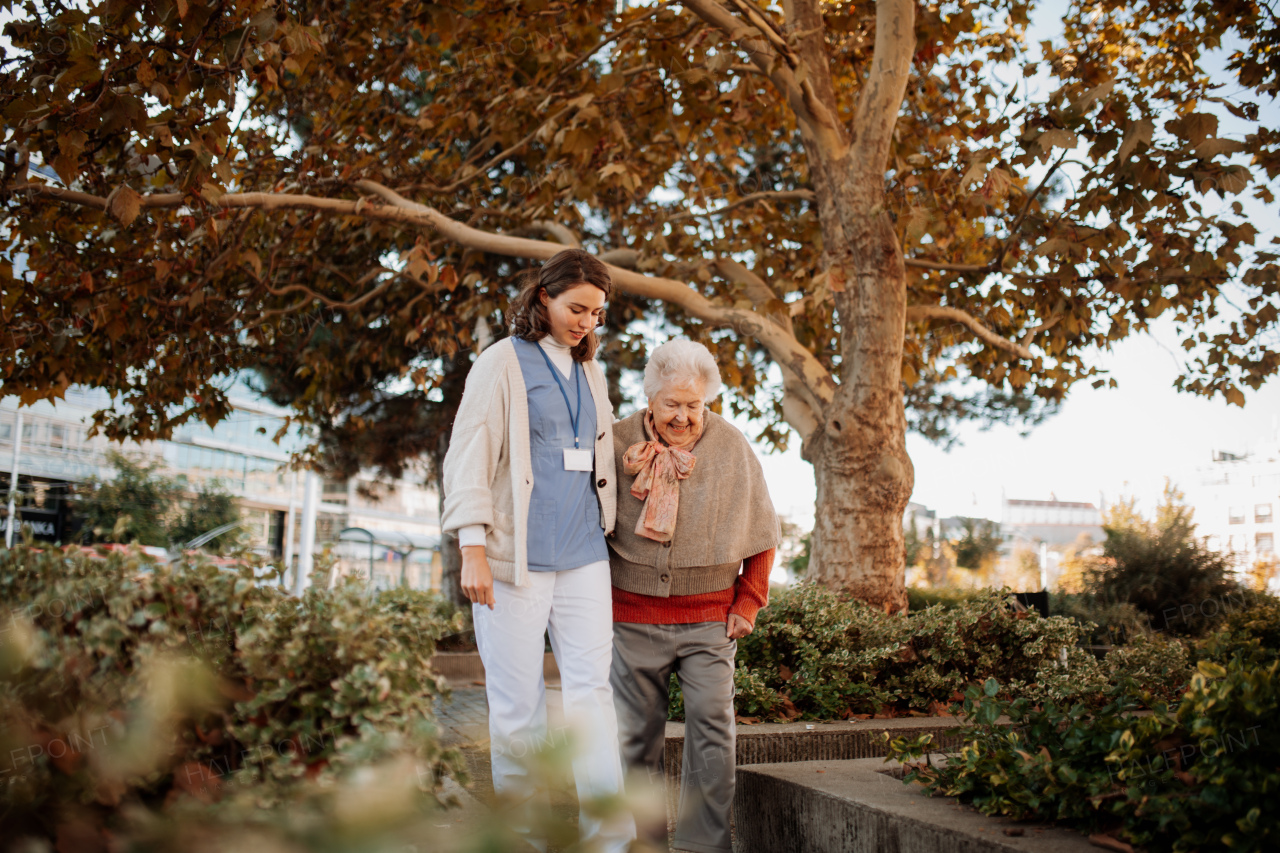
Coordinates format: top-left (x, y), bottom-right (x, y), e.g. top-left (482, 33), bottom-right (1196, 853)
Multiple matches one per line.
top-left (741, 317), bottom-right (1280, 530)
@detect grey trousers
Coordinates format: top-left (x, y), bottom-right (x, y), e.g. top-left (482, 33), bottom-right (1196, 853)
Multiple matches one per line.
top-left (610, 621), bottom-right (737, 853)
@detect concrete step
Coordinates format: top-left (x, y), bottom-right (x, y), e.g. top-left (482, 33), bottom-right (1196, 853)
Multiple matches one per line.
top-left (661, 715), bottom-right (977, 819)
top-left (733, 757), bottom-right (1097, 853)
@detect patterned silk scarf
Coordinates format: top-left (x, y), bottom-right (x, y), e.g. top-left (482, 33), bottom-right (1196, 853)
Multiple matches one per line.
top-left (621, 410), bottom-right (698, 542)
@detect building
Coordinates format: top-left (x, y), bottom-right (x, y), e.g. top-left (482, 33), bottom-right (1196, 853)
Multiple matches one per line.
top-left (0, 375), bottom-right (443, 591)
top-left (1001, 494), bottom-right (1104, 549)
top-left (1185, 432), bottom-right (1280, 582)
top-left (999, 495), bottom-right (1104, 589)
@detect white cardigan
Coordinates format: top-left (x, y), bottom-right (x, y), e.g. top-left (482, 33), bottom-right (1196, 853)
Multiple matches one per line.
top-left (440, 336), bottom-right (618, 587)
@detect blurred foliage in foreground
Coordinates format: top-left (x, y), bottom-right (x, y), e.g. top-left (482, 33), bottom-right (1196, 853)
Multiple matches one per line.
top-left (0, 536), bottom-right (475, 850)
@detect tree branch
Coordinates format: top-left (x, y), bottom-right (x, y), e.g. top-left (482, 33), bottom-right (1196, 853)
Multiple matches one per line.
top-left (904, 258), bottom-right (995, 273)
top-left (506, 221), bottom-right (581, 247)
top-left (682, 0), bottom-right (847, 159)
top-left (664, 188), bottom-right (814, 223)
top-left (598, 247), bottom-right (639, 268)
top-left (433, 102), bottom-right (579, 194)
top-left (11, 177), bottom-right (838, 405)
top-left (994, 153), bottom-right (1068, 270)
top-left (1019, 314), bottom-right (1062, 347)
top-left (851, 0), bottom-right (915, 175)
top-left (711, 256), bottom-right (824, 438)
top-left (905, 305), bottom-right (1033, 360)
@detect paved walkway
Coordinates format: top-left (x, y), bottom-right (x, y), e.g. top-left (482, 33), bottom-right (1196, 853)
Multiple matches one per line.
top-left (434, 679), bottom-right (706, 851)
top-left (435, 681), bottom-right (564, 748)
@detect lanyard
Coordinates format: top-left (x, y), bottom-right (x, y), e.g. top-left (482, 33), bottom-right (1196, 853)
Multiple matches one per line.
top-left (536, 342), bottom-right (583, 448)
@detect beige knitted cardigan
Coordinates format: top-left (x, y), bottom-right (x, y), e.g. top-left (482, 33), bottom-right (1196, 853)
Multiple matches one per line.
top-left (608, 409), bottom-right (780, 597)
top-left (440, 337), bottom-right (618, 587)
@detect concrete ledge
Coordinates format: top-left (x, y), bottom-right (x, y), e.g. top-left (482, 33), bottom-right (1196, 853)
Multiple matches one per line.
top-left (733, 757), bottom-right (1096, 853)
top-left (664, 715), bottom-right (971, 773)
top-left (430, 651), bottom-right (559, 684)
top-left (661, 716), bottom-right (976, 820)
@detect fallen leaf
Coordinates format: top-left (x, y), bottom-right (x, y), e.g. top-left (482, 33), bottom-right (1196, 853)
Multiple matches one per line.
top-left (1088, 833), bottom-right (1134, 853)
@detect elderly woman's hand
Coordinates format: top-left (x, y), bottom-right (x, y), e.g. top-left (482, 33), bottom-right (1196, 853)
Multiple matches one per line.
top-left (726, 614), bottom-right (754, 639)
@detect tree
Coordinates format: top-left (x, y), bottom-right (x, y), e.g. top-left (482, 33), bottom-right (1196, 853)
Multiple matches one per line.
top-left (778, 516), bottom-right (810, 582)
top-left (904, 511), bottom-right (925, 568)
top-left (169, 476), bottom-right (243, 554)
top-left (4, 2), bottom-right (1279, 610)
top-left (74, 450), bottom-right (180, 547)
top-left (951, 517), bottom-right (1004, 572)
top-left (1085, 481), bottom-right (1239, 635)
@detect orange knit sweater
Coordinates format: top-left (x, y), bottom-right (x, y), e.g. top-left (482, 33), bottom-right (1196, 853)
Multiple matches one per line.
top-left (611, 548), bottom-right (775, 625)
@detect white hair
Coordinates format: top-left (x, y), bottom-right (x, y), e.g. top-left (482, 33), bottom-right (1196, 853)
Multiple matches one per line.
top-left (643, 339), bottom-right (722, 403)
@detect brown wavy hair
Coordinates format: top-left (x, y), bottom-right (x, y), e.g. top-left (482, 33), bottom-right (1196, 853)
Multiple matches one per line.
top-left (507, 248), bottom-right (612, 362)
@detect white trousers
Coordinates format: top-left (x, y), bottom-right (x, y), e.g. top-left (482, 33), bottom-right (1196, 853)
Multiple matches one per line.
top-left (472, 560), bottom-right (635, 852)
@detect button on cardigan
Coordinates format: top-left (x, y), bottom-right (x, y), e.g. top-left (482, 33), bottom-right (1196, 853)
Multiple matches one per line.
top-left (441, 336), bottom-right (618, 588)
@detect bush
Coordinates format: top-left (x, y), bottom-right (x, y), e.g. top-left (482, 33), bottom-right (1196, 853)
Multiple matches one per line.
top-left (887, 656), bottom-right (1279, 852)
top-left (906, 586), bottom-right (987, 611)
top-left (1048, 591), bottom-right (1151, 646)
top-left (0, 539), bottom-right (465, 846)
top-left (1198, 591), bottom-right (1280, 667)
top-left (167, 477), bottom-right (243, 555)
top-left (1080, 487), bottom-right (1240, 637)
top-left (671, 583), bottom-right (1098, 721)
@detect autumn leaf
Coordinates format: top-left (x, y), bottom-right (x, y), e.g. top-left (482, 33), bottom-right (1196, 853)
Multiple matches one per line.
top-left (1037, 129), bottom-right (1079, 152)
top-left (105, 185), bottom-right (144, 226)
top-left (153, 259), bottom-right (172, 283)
top-left (439, 265), bottom-right (458, 291)
top-left (1116, 119), bottom-right (1154, 161)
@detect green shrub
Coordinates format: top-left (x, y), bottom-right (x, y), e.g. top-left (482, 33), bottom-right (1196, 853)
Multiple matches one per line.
top-left (671, 583), bottom-right (1098, 721)
top-left (887, 657), bottom-right (1279, 852)
top-left (1048, 591), bottom-right (1151, 645)
top-left (1197, 591), bottom-right (1280, 667)
top-left (1099, 633), bottom-right (1193, 705)
top-left (1075, 488), bottom-right (1241, 637)
top-left (0, 540), bottom-right (464, 846)
top-left (906, 586), bottom-right (986, 611)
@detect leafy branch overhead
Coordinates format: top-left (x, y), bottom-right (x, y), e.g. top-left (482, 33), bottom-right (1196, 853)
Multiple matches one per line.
top-left (2, 0), bottom-right (1276, 450)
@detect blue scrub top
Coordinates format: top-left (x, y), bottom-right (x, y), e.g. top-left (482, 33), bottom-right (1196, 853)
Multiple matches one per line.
top-left (513, 338), bottom-right (609, 571)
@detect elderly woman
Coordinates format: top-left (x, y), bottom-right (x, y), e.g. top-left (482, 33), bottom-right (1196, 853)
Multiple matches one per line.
top-left (608, 339), bottom-right (779, 853)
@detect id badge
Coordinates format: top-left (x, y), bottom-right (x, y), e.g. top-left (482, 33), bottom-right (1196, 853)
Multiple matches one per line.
top-left (563, 447), bottom-right (593, 471)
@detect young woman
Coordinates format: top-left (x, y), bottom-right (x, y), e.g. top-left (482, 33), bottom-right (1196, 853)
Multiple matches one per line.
top-left (440, 249), bottom-right (634, 852)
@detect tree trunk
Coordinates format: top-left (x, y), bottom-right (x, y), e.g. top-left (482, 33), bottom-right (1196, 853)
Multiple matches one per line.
top-left (802, 174), bottom-right (915, 613)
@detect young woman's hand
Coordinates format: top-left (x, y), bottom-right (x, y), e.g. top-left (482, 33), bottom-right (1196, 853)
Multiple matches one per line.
top-left (726, 613), bottom-right (753, 639)
top-left (461, 545), bottom-right (495, 609)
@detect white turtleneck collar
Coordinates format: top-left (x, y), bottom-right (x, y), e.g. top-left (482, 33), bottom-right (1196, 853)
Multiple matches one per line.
top-left (537, 334), bottom-right (574, 378)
